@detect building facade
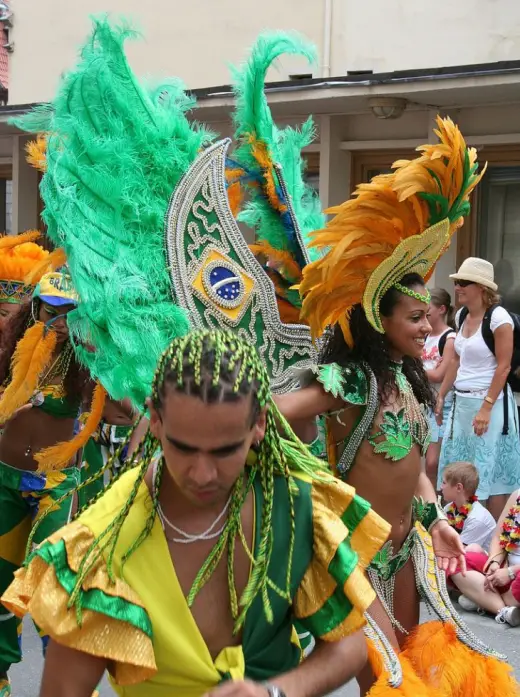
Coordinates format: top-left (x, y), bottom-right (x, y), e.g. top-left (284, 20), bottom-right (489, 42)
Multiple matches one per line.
top-left (2, 0), bottom-right (520, 307)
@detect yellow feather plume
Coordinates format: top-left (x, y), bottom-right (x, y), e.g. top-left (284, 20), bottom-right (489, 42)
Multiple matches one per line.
top-left (0, 230), bottom-right (41, 250)
top-left (0, 323), bottom-right (57, 423)
top-left (300, 116), bottom-right (486, 342)
top-left (25, 247), bottom-right (67, 285)
top-left (25, 135), bottom-right (47, 173)
top-left (0, 232), bottom-right (51, 288)
top-left (35, 382), bottom-right (107, 471)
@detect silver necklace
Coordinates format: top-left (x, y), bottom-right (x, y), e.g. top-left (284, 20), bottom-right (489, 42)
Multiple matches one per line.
top-left (152, 457), bottom-right (232, 544)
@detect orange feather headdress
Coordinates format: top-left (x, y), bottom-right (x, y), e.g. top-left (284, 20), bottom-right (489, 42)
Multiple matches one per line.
top-left (0, 231), bottom-right (51, 304)
top-left (299, 116), bottom-right (486, 347)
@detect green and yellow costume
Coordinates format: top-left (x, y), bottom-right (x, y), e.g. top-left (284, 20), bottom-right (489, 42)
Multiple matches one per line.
top-left (3, 328), bottom-right (391, 695)
top-left (0, 269), bottom-right (84, 685)
top-left (4, 462), bottom-right (387, 696)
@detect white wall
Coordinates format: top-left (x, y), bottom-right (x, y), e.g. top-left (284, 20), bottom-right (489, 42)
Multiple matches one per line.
top-left (336, 0), bottom-right (520, 74)
top-left (9, 0), bottom-right (323, 104)
top-left (10, 0), bottom-right (520, 105)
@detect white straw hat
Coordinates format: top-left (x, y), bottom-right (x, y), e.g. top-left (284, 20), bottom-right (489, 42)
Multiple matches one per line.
top-left (449, 257), bottom-right (497, 291)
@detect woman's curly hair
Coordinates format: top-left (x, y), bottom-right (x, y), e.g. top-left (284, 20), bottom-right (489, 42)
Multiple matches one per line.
top-left (320, 273), bottom-right (435, 409)
top-left (0, 302), bottom-right (32, 385)
top-left (0, 298), bottom-right (90, 400)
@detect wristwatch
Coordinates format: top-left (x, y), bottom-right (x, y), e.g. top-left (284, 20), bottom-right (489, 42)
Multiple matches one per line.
top-left (264, 684), bottom-right (287, 697)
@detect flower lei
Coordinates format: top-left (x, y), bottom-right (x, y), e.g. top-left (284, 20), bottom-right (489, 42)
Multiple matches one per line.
top-left (446, 496), bottom-right (478, 532)
top-left (500, 496), bottom-right (520, 553)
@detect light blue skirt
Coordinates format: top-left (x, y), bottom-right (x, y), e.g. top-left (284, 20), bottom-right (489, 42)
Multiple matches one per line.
top-left (438, 388), bottom-right (520, 499)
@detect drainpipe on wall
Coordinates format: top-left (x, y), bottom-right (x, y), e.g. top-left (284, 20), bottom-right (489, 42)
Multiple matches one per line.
top-left (321, 0), bottom-right (332, 78)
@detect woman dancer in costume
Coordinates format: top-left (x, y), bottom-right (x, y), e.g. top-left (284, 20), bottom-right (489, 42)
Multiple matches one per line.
top-left (0, 233), bottom-right (52, 697)
top-left (0, 270), bottom-right (103, 697)
top-left (275, 120), bottom-right (519, 695)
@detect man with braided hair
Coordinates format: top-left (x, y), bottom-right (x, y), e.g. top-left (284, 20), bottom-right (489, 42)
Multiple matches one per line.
top-left (3, 329), bottom-right (389, 697)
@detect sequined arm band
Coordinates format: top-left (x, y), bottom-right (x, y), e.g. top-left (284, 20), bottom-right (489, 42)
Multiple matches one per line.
top-left (420, 500), bottom-right (448, 532)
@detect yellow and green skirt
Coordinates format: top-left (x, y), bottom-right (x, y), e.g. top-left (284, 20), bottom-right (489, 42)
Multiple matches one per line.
top-left (0, 460), bottom-right (79, 671)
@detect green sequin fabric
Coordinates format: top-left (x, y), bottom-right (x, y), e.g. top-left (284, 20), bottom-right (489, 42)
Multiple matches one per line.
top-left (314, 363), bottom-right (367, 406)
top-left (315, 361), bottom-right (430, 467)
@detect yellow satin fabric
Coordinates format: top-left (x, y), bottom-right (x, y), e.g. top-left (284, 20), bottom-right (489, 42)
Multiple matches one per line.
top-left (81, 469), bottom-right (248, 697)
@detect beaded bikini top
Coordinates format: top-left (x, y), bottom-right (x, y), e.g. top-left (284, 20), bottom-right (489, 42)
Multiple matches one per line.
top-left (314, 361), bottom-right (430, 479)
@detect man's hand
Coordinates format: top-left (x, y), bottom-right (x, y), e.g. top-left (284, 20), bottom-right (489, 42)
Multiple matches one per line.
top-left (203, 681), bottom-right (269, 697)
top-left (431, 521), bottom-right (466, 575)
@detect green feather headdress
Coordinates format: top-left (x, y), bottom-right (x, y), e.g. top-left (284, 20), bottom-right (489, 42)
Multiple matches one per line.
top-left (14, 18), bottom-right (322, 403)
top-left (13, 18), bottom-right (213, 405)
top-left (229, 33), bottom-right (325, 323)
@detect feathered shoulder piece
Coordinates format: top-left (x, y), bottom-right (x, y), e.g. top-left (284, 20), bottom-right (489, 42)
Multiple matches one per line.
top-left (229, 33), bottom-right (325, 324)
top-left (299, 117), bottom-right (486, 345)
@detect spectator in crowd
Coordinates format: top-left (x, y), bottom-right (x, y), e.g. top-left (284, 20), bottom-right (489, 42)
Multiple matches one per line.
top-left (441, 461), bottom-right (495, 550)
top-left (449, 488), bottom-right (520, 626)
top-left (437, 258), bottom-right (520, 520)
top-left (422, 288), bottom-right (456, 488)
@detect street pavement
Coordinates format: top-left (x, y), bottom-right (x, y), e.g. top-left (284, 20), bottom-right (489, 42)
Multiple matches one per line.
top-left (10, 604), bottom-right (520, 696)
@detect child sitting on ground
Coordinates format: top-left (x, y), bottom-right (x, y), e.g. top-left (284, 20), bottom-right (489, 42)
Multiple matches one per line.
top-left (441, 461), bottom-right (495, 550)
top-left (442, 467), bottom-right (520, 626)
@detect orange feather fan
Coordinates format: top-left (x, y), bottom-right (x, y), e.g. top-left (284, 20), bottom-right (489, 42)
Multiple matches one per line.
top-left (366, 621), bottom-right (520, 697)
top-left (401, 620), bottom-right (520, 697)
top-left (299, 116), bottom-right (486, 344)
top-left (0, 323), bottom-right (57, 423)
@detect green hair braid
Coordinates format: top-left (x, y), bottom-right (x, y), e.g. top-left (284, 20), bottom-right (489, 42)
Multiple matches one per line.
top-left (67, 430), bottom-right (159, 622)
top-left (24, 416), bottom-right (146, 558)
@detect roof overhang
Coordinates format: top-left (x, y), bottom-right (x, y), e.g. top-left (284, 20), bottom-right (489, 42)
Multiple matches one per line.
top-left (1, 60), bottom-right (520, 132)
top-left (193, 66), bottom-right (520, 121)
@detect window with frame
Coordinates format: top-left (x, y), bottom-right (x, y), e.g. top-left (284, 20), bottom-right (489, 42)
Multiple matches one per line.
top-left (477, 163), bottom-right (520, 314)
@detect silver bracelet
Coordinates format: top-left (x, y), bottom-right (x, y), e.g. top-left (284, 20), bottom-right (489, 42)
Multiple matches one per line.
top-left (264, 684), bottom-right (287, 697)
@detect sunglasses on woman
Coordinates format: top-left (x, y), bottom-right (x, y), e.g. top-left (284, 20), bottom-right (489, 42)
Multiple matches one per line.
top-left (454, 280), bottom-right (474, 288)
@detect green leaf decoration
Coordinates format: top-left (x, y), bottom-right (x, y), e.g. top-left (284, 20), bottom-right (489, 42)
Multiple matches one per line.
top-left (316, 362), bottom-right (368, 404)
top-left (317, 363), bottom-right (346, 399)
top-left (369, 409), bottom-right (413, 461)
